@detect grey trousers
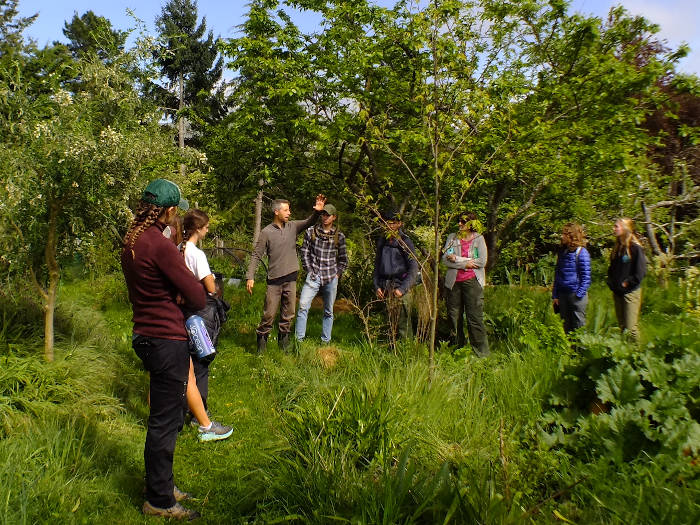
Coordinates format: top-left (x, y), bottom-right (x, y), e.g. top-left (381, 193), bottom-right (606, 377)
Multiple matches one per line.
top-left (257, 280), bottom-right (297, 336)
top-left (446, 279), bottom-right (489, 357)
top-left (558, 292), bottom-right (588, 334)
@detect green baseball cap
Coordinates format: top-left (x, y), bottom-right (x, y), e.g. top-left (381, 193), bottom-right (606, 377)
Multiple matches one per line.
top-left (142, 179), bottom-right (188, 210)
top-left (322, 203), bottom-right (337, 216)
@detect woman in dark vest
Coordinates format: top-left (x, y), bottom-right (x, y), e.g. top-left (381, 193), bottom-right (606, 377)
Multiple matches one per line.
top-left (607, 218), bottom-right (647, 342)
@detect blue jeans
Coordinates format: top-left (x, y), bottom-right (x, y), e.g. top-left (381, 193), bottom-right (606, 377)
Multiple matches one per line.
top-left (296, 274), bottom-right (338, 342)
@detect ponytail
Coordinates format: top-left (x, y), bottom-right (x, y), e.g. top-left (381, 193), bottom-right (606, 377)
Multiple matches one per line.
top-left (181, 209), bottom-right (209, 257)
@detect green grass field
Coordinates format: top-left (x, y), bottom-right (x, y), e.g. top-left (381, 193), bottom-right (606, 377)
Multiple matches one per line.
top-left (0, 274), bottom-right (698, 524)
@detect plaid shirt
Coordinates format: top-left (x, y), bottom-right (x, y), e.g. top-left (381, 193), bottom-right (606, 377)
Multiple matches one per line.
top-left (300, 225), bottom-right (348, 285)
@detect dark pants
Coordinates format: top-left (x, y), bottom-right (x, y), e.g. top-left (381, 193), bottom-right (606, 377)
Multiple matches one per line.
top-left (257, 280), bottom-right (297, 337)
top-left (133, 336), bottom-right (189, 509)
top-left (446, 279), bottom-right (489, 357)
top-left (192, 358), bottom-right (209, 411)
top-left (385, 287), bottom-right (413, 341)
top-left (558, 292), bottom-right (588, 334)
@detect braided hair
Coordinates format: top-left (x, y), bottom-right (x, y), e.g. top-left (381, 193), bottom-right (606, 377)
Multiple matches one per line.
top-left (123, 201), bottom-right (165, 258)
top-left (180, 209), bottom-right (209, 257)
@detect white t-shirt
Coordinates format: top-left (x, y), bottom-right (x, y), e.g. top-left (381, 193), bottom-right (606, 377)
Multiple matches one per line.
top-left (183, 241), bottom-right (212, 282)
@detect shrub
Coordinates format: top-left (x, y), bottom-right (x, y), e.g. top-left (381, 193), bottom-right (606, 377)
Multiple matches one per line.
top-left (539, 334), bottom-right (700, 465)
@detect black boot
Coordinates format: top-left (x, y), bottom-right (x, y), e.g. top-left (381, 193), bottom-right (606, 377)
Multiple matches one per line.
top-left (278, 331), bottom-right (290, 351)
top-left (256, 333), bottom-right (268, 354)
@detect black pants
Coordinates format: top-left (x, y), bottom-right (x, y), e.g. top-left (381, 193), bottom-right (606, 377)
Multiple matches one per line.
top-left (133, 336), bottom-right (189, 509)
top-left (446, 279), bottom-right (489, 357)
top-left (192, 357), bottom-right (210, 411)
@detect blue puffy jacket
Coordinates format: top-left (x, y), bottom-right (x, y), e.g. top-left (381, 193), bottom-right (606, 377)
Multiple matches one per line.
top-left (552, 247), bottom-right (591, 299)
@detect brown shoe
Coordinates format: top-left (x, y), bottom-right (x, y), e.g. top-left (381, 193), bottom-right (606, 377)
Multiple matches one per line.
top-left (142, 501), bottom-right (200, 520)
top-left (173, 485), bottom-right (192, 502)
top-left (142, 485), bottom-right (192, 502)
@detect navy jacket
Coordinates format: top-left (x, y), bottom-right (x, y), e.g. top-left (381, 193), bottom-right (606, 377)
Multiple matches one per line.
top-left (373, 232), bottom-right (418, 295)
top-left (552, 247), bottom-right (592, 299)
top-left (607, 243), bottom-right (646, 295)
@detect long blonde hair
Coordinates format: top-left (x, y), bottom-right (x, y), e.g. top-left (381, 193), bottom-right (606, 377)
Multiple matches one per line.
top-left (612, 218), bottom-right (642, 259)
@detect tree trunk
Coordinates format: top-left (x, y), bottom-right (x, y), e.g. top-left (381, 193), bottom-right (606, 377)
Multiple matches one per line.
top-left (44, 201), bottom-right (60, 362)
top-left (485, 184), bottom-right (506, 271)
top-left (179, 72), bottom-right (186, 178)
top-left (428, 5), bottom-right (440, 378)
top-left (253, 178), bottom-right (264, 246)
top-left (641, 201), bottom-right (663, 256)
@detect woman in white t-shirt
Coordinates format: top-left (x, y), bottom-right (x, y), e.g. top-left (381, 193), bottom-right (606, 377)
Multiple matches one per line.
top-left (180, 209), bottom-right (232, 442)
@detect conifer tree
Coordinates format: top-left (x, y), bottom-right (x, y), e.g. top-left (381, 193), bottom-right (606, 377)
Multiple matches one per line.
top-left (154, 0), bottom-right (223, 159)
top-left (62, 11), bottom-right (127, 61)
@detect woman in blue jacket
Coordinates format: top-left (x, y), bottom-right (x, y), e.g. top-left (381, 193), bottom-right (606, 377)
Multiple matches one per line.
top-left (552, 223), bottom-right (592, 334)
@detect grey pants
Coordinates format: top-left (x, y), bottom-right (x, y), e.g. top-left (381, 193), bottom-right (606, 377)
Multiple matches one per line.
top-left (257, 280), bottom-right (297, 336)
top-left (446, 279), bottom-right (489, 357)
top-left (613, 288), bottom-right (642, 342)
top-left (558, 292), bottom-right (588, 334)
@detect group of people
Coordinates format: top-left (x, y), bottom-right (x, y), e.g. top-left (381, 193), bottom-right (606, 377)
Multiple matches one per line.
top-left (121, 178), bottom-right (648, 520)
top-left (552, 219), bottom-right (647, 341)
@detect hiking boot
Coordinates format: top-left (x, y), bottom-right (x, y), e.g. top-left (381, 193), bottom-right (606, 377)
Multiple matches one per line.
top-left (278, 331), bottom-right (291, 351)
top-left (173, 485), bottom-right (192, 502)
top-left (142, 501), bottom-right (200, 520)
top-left (142, 484), bottom-right (191, 502)
top-left (256, 333), bottom-right (268, 354)
top-left (198, 420), bottom-right (233, 442)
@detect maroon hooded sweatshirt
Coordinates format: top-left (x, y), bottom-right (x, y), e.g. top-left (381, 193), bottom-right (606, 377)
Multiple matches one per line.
top-left (121, 221), bottom-right (206, 340)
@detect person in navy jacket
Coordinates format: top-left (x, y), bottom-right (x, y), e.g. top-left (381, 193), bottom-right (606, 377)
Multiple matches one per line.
top-left (606, 218), bottom-right (647, 341)
top-left (552, 223), bottom-right (592, 334)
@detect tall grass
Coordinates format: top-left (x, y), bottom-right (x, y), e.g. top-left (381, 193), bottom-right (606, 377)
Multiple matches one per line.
top-left (0, 270), bottom-right (697, 523)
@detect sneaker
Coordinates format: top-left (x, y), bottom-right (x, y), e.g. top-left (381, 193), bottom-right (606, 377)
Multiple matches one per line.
top-left (142, 501), bottom-right (200, 520)
top-left (198, 420), bottom-right (233, 442)
top-left (189, 411), bottom-right (211, 428)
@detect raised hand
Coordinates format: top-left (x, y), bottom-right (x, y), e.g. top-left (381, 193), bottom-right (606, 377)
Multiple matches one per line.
top-left (313, 194), bottom-right (327, 211)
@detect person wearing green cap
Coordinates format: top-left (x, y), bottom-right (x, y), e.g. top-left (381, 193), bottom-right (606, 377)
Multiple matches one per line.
top-left (295, 203), bottom-right (348, 343)
top-left (121, 178), bottom-right (204, 520)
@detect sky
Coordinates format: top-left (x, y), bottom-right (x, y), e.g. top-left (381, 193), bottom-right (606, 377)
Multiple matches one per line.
top-left (16, 0), bottom-right (700, 76)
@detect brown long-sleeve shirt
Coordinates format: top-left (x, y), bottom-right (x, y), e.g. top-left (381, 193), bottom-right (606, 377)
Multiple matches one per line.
top-left (246, 211), bottom-right (320, 281)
